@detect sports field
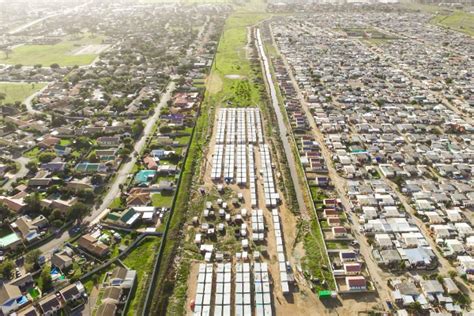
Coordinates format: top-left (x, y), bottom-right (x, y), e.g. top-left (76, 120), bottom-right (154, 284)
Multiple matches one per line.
top-left (0, 33), bottom-right (106, 66)
top-left (0, 82), bottom-right (46, 104)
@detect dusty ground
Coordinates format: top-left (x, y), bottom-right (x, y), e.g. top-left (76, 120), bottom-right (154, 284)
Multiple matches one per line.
top-left (205, 72), bottom-right (223, 95)
top-left (71, 44), bottom-right (110, 55)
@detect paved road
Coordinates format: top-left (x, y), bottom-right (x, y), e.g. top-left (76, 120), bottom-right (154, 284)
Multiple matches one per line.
top-left (2, 156), bottom-right (29, 191)
top-left (24, 83), bottom-right (50, 115)
top-left (8, 1), bottom-right (93, 35)
top-left (255, 28), bottom-right (308, 217)
top-left (85, 81), bottom-right (176, 226)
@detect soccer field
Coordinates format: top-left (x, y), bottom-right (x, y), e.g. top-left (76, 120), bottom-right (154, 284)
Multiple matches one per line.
top-left (0, 34), bottom-right (106, 66)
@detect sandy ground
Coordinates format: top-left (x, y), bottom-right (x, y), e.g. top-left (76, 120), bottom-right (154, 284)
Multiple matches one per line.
top-left (186, 108), bottom-right (377, 315)
top-left (205, 73), bottom-right (223, 95)
top-left (71, 44), bottom-right (110, 55)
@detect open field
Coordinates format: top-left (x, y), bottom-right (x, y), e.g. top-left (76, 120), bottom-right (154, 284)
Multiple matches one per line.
top-left (0, 82), bottom-right (46, 104)
top-left (124, 237), bottom-right (161, 316)
top-left (431, 11), bottom-right (474, 36)
top-left (0, 33), bottom-right (105, 66)
top-left (209, 13), bottom-right (268, 106)
top-left (400, 2), bottom-right (474, 36)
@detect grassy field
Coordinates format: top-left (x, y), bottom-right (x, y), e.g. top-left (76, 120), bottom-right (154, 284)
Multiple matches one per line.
top-left (400, 2), bottom-right (473, 36)
top-left (0, 83), bottom-right (45, 104)
top-left (1, 33), bottom-right (105, 66)
top-left (210, 12), bottom-right (268, 106)
top-left (431, 11), bottom-right (474, 36)
top-left (302, 219), bottom-right (336, 291)
top-left (124, 237), bottom-right (161, 316)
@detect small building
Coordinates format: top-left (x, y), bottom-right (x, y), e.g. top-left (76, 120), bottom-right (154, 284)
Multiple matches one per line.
top-left (38, 295), bottom-right (62, 316)
top-left (0, 284), bottom-right (24, 315)
top-left (346, 276), bottom-right (367, 291)
top-left (78, 234), bottom-right (109, 257)
top-left (108, 267), bottom-right (136, 289)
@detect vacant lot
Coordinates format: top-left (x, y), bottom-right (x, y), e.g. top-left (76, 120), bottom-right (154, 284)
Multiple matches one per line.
top-left (209, 13), bottom-right (268, 106)
top-left (0, 82), bottom-right (46, 104)
top-left (0, 34), bottom-right (105, 66)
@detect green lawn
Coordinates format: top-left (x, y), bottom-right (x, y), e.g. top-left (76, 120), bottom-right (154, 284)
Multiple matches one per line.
top-left (123, 237), bottom-right (161, 316)
top-left (24, 147), bottom-right (42, 159)
top-left (0, 83), bottom-right (46, 104)
top-left (1, 33), bottom-right (105, 66)
top-left (326, 241), bottom-right (349, 250)
top-left (302, 219), bottom-right (335, 291)
top-left (151, 192), bottom-right (174, 208)
top-left (59, 139), bottom-right (71, 146)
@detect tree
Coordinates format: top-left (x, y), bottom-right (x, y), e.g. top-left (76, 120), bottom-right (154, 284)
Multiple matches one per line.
top-left (0, 92), bottom-right (5, 105)
top-left (38, 152), bottom-right (56, 163)
top-left (118, 147), bottom-right (131, 158)
top-left (50, 63), bottom-right (60, 69)
top-left (132, 118), bottom-right (145, 137)
top-left (88, 152), bottom-right (98, 163)
top-left (25, 249), bottom-right (41, 272)
top-left (74, 136), bottom-right (91, 149)
top-left (0, 203), bottom-right (12, 222)
top-left (2, 48), bottom-right (12, 59)
top-left (50, 113), bottom-right (63, 128)
top-left (91, 174), bottom-right (103, 185)
top-left (24, 192), bottom-right (41, 213)
top-left (66, 202), bottom-right (89, 221)
top-left (26, 161), bottom-right (38, 173)
top-left (0, 260), bottom-right (14, 279)
top-left (39, 265), bottom-right (53, 292)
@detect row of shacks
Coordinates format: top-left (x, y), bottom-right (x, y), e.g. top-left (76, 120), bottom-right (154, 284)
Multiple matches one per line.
top-left (215, 108), bottom-right (264, 145)
top-left (260, 144), bottom-right (280, 207)
top-left (272, 208), bottom-right (290, 293)
top-left (193, 262), bottom-right (273, 316)
top-left (212, 108), bottom-right (264, 183)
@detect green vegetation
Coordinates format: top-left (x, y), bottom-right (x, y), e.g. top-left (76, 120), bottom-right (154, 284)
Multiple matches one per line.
top-left (326, 241), bottom-right (349, 250)
top-left (1, 33), bottom-right (105, 66)
top-left (210, 13), bottom-right (268, 106)
top-left (124, 237), bottom-right (161, 316)
top-left (400, 2), bottom-right (474, 36)
top-left (301, 219), bottom-right (335, 291)
top-left (151, 192), bottom-right (174, 208)
top-left (0, 83), bottom-right (45, 104)
top-left (431, 11), bottom-right (474, 36)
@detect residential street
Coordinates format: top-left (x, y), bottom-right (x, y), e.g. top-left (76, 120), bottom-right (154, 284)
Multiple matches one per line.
top-left (85, 81), bottom-right (176, 226)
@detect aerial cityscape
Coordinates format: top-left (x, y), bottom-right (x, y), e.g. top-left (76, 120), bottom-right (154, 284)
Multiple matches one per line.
top-left (0, 0), bottom-right (472, 315)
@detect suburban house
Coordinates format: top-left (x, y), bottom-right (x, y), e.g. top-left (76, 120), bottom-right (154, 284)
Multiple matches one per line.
top-left (107, 267), bottom-right (137, 289)
top-left (97, 136), bottom-right (121, 147)
top-left (96, 302), bottom-right (117, 316)
top-left (0, 284), bottom-right (25, 315)
top-left (58, 282), bottom-right (85, 303)
top-left (78, 234), bottom-right (110, 257)
top-left (38, 295), bottom-right (62, 316)
top-left (11, 215), bottom-right (48, 242)
top-left (51, 249), bottom-right (74, 270)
